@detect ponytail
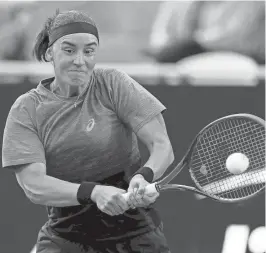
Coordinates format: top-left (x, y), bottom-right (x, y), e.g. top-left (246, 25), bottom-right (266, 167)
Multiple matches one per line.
top-left (32, 12), bottom-right (58, 62)
top-left (33, 28), bottom-right (50, 62)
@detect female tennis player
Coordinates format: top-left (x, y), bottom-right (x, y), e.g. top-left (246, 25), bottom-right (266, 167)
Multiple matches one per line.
top-left (2, 10), bottom-right (174, 253)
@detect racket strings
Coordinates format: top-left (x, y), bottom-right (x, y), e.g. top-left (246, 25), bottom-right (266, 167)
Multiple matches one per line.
top-left (190, 118), bottom-right (265, 199)
top-left (193, 143), bottom-right (265, 182)
top-left (205, 122), bottom-right (263, 187)
top-left (203, 170), bottom-right (265, 197)
top-left (217, 175), bottom-right (265, 199)
top-left (194, 124), bottom-right (264, 181)
top-left (196, 123), bottom-right (264, 158)
top-left (196, 121), bottom-right (264, 179)
top-left (203, 171), bottom-right (265, 199)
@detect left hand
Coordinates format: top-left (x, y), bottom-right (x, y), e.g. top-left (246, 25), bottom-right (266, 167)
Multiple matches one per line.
top-left (127, 174), bottom-right (159, 208)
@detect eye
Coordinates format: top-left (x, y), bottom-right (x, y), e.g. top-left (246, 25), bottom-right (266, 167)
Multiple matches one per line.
top-left (64, 48), bottom-right (74, 54)
top-left (85, 49), bottom-right (95, 55)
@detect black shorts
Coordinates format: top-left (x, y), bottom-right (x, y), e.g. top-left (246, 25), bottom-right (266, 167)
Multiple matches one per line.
top-left (36, 223), bottom-right (171, 253)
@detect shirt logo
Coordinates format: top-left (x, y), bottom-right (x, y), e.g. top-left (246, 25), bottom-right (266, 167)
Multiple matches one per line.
top-left (86, 119), bottom-right (95, 132)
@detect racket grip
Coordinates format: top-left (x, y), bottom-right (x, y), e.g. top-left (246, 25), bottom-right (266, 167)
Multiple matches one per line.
top-left (121, 183), bottom-right (158, 202)
top-left (122, 192), bottom-right (131, 202)
top-left (145, 183), bottom-right (158, 195)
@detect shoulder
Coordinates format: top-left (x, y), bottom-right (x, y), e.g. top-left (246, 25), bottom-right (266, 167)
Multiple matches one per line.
top-left (13, 90), bottom-right (36, 108)
top-left (94, 67), bottom-right (136, 94)
top-left (12, 93), bottom-right (31, 109)
top-left (94, 67), bottom-right (128, 79)
top-left (94, 67), bottom-right (132, 86)
top-left (10, 89), bottom-right (38, 117)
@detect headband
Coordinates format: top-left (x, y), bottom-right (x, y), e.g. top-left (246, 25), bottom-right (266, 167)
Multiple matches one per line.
top-left (48, 22), bottom-right (99, 47)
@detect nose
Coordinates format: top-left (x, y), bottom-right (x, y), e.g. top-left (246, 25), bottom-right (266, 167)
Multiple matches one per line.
top-left (73, 51), bottom-right (85, 66)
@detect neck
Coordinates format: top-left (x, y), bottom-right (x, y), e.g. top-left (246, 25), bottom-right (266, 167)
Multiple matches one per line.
top-left (51, 78), bottom-right (90, 98)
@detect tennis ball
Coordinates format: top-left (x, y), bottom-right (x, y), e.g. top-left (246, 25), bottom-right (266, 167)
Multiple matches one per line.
top-left (226, 152), bottom-right (249, 174)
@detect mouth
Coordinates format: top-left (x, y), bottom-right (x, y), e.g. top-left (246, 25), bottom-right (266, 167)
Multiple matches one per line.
top-left (69, 70), bottom-right (86, 73)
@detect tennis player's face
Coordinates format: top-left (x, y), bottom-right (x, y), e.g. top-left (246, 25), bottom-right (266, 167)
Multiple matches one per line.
top-left (51, 33), bottom-right (98, 87)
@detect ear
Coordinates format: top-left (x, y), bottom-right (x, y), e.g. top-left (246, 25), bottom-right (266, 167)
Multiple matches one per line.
top-left (45, 46), bottom-right (53, 62)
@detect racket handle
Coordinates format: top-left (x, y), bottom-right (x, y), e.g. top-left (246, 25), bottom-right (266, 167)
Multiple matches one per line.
top-left (122, 183), bottom-right (158, 202)
top-left (145, 182), bottom-right (158, 195)
top-left (122, 192), bottom-right (131, 202)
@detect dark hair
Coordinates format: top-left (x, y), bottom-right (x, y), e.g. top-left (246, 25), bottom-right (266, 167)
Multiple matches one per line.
top-left (33, 9), bottom-right (97, 62)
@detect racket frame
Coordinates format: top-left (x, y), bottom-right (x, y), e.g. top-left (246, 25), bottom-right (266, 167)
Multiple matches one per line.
top-left (154, 113), bottom-right (265, 203)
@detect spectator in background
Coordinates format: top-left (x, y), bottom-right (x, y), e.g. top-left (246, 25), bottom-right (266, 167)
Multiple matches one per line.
top-left (145, 1), bottom-right (265, 65)
top-left (0, 5), bottom-right (31, 60)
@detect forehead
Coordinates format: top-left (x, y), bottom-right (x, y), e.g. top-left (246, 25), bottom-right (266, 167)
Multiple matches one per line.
top-left (58, 33), bottom-right (98, 46)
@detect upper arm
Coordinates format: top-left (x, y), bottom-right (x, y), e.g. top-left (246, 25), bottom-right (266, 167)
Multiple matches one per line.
top-left (14, 162), bottom-right (46, 192)
top-left (136, 113), bottom-right (171, 150)
top-left (155, 113), bottom-right (168, 135)
top-left (2, 95), bottom-right (46, 168)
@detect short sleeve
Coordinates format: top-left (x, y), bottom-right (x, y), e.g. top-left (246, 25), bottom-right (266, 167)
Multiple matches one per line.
top-left (110, 70), bottom-right (166, 133)
top-left (2, 95), bottom-right (46, 169)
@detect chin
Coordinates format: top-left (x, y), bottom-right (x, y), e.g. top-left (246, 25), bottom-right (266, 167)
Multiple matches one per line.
top-left (70, 78), bottom-right (85, 85)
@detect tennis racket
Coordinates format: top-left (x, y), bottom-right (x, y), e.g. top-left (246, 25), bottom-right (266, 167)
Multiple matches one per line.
top-left (123, 113), bottom-right (265, 203)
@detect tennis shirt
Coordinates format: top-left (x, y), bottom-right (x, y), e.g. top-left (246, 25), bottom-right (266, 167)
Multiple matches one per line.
top-left (2, 67), bottom-right (166, 243)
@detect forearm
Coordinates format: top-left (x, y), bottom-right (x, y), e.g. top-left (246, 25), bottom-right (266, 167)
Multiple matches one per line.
top-left (144, 139), bottom-right (174, 180)
top-left (23, 174), bottom-right (81, 207)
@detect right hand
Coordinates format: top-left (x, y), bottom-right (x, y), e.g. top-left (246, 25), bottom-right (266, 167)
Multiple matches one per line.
top-left (126, 176), bottom-right (159, 209)
top-left (91, 185), bottom-right (129, 216)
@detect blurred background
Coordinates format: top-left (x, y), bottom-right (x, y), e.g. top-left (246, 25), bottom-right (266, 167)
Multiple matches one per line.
top-left (0, 1), bottom-right (265, 253)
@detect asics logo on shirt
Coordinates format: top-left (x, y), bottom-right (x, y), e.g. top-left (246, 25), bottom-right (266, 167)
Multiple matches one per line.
top-left (86, 119), bottom-right (95, 132)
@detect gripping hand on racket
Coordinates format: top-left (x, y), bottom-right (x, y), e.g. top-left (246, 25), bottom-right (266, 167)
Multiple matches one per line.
top-left (127, 174), bottom-right (159, 208)
top-left (91, 185), bottom-right (130, 216)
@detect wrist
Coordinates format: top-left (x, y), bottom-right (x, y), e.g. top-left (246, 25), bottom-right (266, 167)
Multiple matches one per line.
top-left (90, 185), bottom-right (101, 202)
top-left (77, 182), bottom-right (99, 205)
top-left (132, 166), bottom-right (154, 183)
